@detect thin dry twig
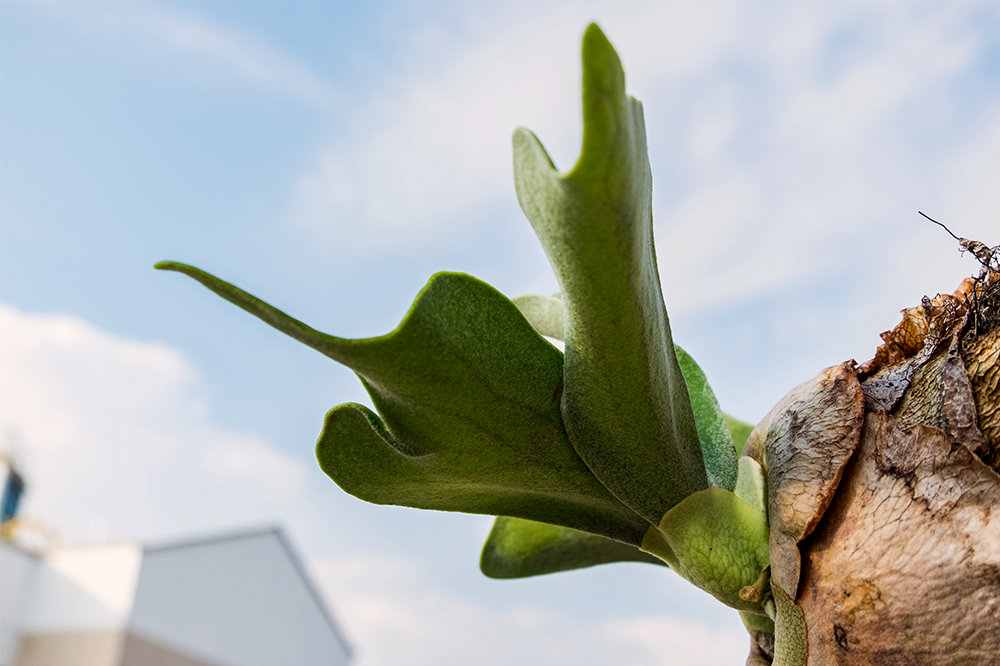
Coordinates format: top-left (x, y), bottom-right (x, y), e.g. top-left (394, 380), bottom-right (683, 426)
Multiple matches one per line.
top-left (922, 211), bottom-right (1000, 339)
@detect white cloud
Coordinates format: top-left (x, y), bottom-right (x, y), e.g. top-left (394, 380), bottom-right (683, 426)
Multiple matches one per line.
top-left (0, 302), bottom-right (754, 664)
top-left (6, 4), bottom-right (1000, 658)
top-left (270, 1), bottom-right (1000, 426)
top-left (288, 4), bottom-right (744, 245)
top-left (288, 2), bottom-right (1000, 320)
top-left (0, 303), bottom-right (318, 546)
top-left (0, 303), bottom-right (751, 665)
top-left (289, 10), bottom-right (582, 244)
top-left (312, 554), bottom-right (748, 666)
top-left (44, 3), bottom-right (339, 110)
top-left (645, 3), bottom-right (999, 315)
top-left (40, 2), bottom-right (995, 321)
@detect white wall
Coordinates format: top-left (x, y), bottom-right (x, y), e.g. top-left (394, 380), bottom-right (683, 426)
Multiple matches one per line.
top-left (45, 543), bottom-right (144, 622)
top-left (1, 542), bottom-right (40, 666)
top-left (1, 541), bottom-right (141, 666)
top-left (130, 529), bottom-right (351, 666)
top-left (13, 542), bottom-right (142, 634)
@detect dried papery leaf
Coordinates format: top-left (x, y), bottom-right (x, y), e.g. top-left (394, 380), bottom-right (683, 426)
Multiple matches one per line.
top-left (968, 266), bottom-right (1000, 339)
top-left (954, 275), bottom-right (977, 302)
top-left (923, 214), bottom-right (999, 333)
top-left (742, 361), bottom-right (865, 595)
top-left (858, 286), bottom-right (969, 381)
top-left (928, 291), bottom-right (967, 334)
top-left (881, 311), bottom-right (990, 459)
top-left (798, 412), bottom-right (1000, 666)
top-left (859, 360), bottom-right (918, 413)
top-left (861, 292), bottom-right (967, 412)
top-left (767, 535), bottom-right (801, 606)
top-left (745, 638), bottom-right (775, 666)
top-left (961, 238), bottom-right (998, 265)
top-left (888, 305), bottom-right (928, 357)
top-left (941, 346), bottom-right (989, 457)
top-left (857, 305), bottom-right (927, 378)
top-left (892, 346), bottom-right (948, 431)
top-left (964, 327), bottom-right (1000, 472)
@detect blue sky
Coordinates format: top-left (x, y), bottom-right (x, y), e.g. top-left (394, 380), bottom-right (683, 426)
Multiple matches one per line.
top-left (3, 3), bottom-right (1000, 665)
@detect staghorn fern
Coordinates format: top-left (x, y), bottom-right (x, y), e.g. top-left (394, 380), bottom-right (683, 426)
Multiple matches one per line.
top-left (159, 24), bottom-right (1000, 666)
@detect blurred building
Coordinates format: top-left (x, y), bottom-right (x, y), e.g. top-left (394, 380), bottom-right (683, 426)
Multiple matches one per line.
top-left (0, 527), bottom-right (353, 666)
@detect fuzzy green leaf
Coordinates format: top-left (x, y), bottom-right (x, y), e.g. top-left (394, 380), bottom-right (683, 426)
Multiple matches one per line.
top-left (674, 346), bottom-right (738, 491)
top-left (772, 581), bottom-right (808, 666)
top-left (512, 294), bottom-right (565, 341)
top-left (156, 262), bottom-right (650, 545)
top-left (735, 456), bottom-right (767, 514)
top-left (641, 487), bottom-right (770, 611)
top-left (480, 516), bottom-right (666, 579)
top-left (741, 609), bottom-right (775, 635)
top-left (513, 23), bottom-right (706, 523)
top-left (513, 290), bottom-right (739, 494)
top-left (724, 413), bottom-right (755, 453)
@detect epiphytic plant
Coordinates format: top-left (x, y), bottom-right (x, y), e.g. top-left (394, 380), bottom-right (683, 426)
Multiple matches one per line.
top-left (159, 24), bottom-right (1000, 666)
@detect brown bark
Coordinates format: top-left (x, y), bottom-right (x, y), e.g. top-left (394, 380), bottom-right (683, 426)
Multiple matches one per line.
top-left (966, 328), bottom-right (1000, 470)
top-left (745, 270), bottom-right (1000, 665)
top-left (798, 411), bottom-right (1000, 665)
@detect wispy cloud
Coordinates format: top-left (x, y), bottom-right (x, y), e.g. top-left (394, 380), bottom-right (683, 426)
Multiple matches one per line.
top-left (0, 304), bottom-right (329, 547)
top-left (287, 4), bottom-right (740, 244)
top-left (312, 554), bottom-right (747, 666)
top-left (274, 1), bottom-right (1000, 425)
top-left (1, 301), bottom-right (748, 665)
top-left (44, 3), bottom-right (339, 110)
top-left (290, 8), bottom-right (584, 244)
top-left (288, 3), bottom-right (1000, 319)
top-left (648, 4), bottom-right (996, 310)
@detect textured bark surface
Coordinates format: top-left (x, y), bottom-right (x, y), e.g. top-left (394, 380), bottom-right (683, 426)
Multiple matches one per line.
top-left (742, 362), bottom-right (865, 597)
top-left (745, 640), bottom-right (773, 666)
top-left (965, 327), bottom-right (1000, 471)
top-left (743, 264), bottom-right (1000, 664)
top-left (798, 411), bottom-right (1000, 665)
top-left (743, 274), bottom-right (1000, 664)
